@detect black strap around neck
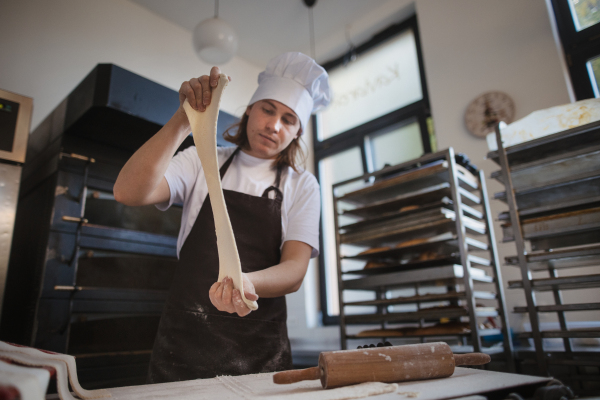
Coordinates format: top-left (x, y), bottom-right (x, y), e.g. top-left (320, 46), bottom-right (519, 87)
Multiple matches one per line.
top-left (219, 147), bottom-right (284, 202)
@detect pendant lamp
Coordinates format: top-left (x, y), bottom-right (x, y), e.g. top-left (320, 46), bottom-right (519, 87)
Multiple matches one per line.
top-left (193, 0), bottom-right (238, 64)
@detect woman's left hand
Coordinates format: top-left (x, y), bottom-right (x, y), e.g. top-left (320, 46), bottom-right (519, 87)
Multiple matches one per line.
top-left (209, 275), bottom-right (259, 317)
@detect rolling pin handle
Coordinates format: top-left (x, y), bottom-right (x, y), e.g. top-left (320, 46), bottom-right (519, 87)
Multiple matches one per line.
top-left (454, 353), bottom-right (491, 366)
top-left (273, 366), bottom-right (321, 384)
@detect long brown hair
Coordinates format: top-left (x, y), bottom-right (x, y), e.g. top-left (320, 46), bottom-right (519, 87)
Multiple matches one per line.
top-left (223, 109), bottom-right (306, 173)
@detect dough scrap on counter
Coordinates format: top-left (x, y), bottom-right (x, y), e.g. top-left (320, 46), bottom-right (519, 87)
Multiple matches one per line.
top-left (0, 341), bottom-right (111, 400)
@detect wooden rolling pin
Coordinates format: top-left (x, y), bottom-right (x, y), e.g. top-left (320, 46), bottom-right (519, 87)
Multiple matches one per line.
top-left (273, 342), bottom-right (490, 389)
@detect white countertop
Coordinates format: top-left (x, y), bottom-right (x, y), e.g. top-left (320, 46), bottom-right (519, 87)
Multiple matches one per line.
top-left (48, 367), bottom-right (550, 400)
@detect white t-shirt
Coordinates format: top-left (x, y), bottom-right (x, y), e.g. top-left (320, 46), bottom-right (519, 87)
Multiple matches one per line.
top-left (157, 145), bottom-right (321, 259)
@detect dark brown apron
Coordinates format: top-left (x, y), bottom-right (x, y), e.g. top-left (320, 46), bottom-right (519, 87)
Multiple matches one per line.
top-left (147, 147), bottom-right (292, 383)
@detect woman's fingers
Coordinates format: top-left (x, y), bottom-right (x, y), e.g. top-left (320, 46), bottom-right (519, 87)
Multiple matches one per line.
top-left (179, 80), bottom-right (197, 110)
top-left (213, 280), bottom-right (225, 304)
top-left (208, 277), bottom-right (254, 316)
top-left (209, 66), bottom-right (221, 88)
top-left (179, 67), bottom-right (231, 112)
top-left (245, 291), bottom-right (259, 301)
top-left (199, 75), bottom-right (211, 109)
top-left (209, 281), bottom-right (220, 298)
top-left (208, 281), bottom-right (224, 311)
top-left (221, 277), bottom-right (233, 307)
top-left (232, 290), bottom-right (251, 317)
top-left (189, 77), bottom-right (203, 110)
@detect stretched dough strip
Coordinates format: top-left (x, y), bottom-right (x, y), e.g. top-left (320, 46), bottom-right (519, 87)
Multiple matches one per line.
top-left (0, 341), bottom-right (110, 399)
top-left (183, 74), bottom-right (258, 311)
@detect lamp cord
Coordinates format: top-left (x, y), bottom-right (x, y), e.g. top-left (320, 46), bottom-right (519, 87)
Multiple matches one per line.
top-left (309, 6), bottom-right (316, 60)
top-left (214, 0), bottom-right (219, 18)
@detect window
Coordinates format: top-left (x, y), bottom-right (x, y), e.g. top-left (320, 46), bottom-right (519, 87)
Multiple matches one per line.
top-left (313, 15), bottom-right (434, 324)
top-left (551, 0), bottom-right (600, 99)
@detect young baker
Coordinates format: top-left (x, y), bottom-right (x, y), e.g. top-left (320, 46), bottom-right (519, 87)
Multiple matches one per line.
top-left (113, 52), bottom-right (331, 382)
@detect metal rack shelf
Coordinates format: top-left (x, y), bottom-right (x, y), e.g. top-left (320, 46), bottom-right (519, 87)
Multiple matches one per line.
top-left (332, 148), bottom-right (514, 370)
top-left (489, 120), bottom-right (600, 388)
top-left (346, 328), bottom-right (503, 340)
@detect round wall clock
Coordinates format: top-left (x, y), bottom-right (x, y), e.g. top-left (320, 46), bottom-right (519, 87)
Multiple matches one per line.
top-left (464, 91), bottom-right (515, 138)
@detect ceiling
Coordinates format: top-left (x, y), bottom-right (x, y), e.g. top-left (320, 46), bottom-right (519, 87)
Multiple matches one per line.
top-left (129, 0), bottom-right (415, 68)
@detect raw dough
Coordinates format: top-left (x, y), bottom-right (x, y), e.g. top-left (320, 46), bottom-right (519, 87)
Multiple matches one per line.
top-left (395, 238), bottom-right (429, 248)
top-left (363, 261), bottom-right (390, 270)
top-left (357, 246), bottom-right (391, 255)
top-left (399, 205), bottom-right (419, 213)
top-left (0, 360), bottom-right (50, 400)
top-left (0, 341), bottom-right (110, 400)
top-left (182, 74), bottom-right (258, 311)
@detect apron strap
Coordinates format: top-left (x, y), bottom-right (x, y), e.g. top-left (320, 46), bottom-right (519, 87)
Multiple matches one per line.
top-left (221, 147), bottom-right (284, 203)
top-left (219, 147), bottom-right (241, 179)
top-left (261, 166), bottom-right (284, 203)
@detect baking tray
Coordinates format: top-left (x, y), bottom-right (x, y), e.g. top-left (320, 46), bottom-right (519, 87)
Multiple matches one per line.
top-left (343, 254), bottom-right (461, 276)
top-left (504, 243), bottom-right (600, 271)
top-left (514, 303), bottom-right (600, 313)
top-left (342, 265), bottom-right (493, 291)
top-left (343, 235), bottom-right (488, 261)
top-left (345, 306), bottom-right (499, 325)
top-left (343, 233), bottom-right (456, 260)
top-left (346, 328), bottom-right (502, 340)
top-left (508, 273), bottom-right (600, 291)
top-left (340, 183), bottom-right (452, 219)
top-left (529, 229), bottom-right (600, 251)
top-left (487, 119), bottom-right (600, 167)
top-left (495, 175), bottom-right (600, 218)
top-left (491, 146), bottom-right (600, 191)
top-left (343, 290), bottom-right (496, 307)
top-left (517, 329), bottom-right (600, 340)
top-left (337, 161), bottom-right (479, 206)
top-left (502, 207), bottom-right (600, 242)
top-left (341, 202), bottom-right (454, 232)
top-left (341, 198), bottom-right (483, 233)
top-left (343, 253), bottom-right (491, 276)
top-left (344, 291), bottom-right (465, 307)
top-left (344, 307), bottom-right (469, 325)
top-left (341, 209), bottom-right (486, 247)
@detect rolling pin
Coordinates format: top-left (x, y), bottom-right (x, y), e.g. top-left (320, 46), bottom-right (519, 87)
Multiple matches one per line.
top-left (273, 342), bottom-right (490, 389)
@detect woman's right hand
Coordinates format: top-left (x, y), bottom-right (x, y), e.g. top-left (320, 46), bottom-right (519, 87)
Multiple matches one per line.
top-left (209, 276), bottom-right (258, 317)
top-left (178, 66), bottom-right (231, 113)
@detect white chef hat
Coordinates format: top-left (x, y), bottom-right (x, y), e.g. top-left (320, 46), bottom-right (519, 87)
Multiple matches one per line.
top-left (249, 52), bottom-right (331, 131)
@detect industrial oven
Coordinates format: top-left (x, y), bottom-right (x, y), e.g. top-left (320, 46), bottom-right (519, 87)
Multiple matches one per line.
top-left (0, 64), bottom-right (237, 388)
top-left (0, 88), bottom-right (32, 322)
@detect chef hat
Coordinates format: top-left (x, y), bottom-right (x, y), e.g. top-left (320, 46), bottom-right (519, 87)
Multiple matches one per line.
top-left (249, 52), bottom-right (331, 130)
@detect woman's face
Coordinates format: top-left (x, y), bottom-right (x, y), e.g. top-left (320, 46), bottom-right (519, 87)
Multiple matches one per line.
top-left (243, 100), bottom-right (301, 159)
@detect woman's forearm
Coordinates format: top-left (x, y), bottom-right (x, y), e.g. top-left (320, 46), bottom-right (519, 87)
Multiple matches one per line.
top-left (113, 111), bottom-right (190, 206)
top-left (247, 241), bottom-right (312, 298)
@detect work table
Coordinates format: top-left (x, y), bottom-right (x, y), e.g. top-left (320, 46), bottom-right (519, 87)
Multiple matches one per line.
top-left (47, 367), bottom-right (549, 400)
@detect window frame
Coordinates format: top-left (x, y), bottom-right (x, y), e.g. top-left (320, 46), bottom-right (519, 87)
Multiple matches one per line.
top-left (312, 15), bottom-right (432, 325)
top-left (551, 0), bottom-right (600, 99)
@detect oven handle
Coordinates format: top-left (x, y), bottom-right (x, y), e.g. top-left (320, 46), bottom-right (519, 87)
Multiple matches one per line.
top-left (62, 216), bottom-right (88, 224)
top-left (54, 285), bottom-right (83, 292)
top-left (59, 152), bottom-right (96, 163)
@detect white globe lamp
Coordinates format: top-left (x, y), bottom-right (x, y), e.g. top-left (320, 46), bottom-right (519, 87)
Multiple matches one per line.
top-left (193, 17), bottom-right (238, 65)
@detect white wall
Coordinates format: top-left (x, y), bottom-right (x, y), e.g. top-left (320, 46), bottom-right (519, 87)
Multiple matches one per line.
top-left (0, 0), bottom-right (262, 131)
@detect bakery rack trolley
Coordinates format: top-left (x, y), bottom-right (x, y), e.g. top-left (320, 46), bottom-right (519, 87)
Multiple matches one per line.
top-left (331, 147), bottom-right (514, 371)
top-left (489, 120), bottom-right (600, 395)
